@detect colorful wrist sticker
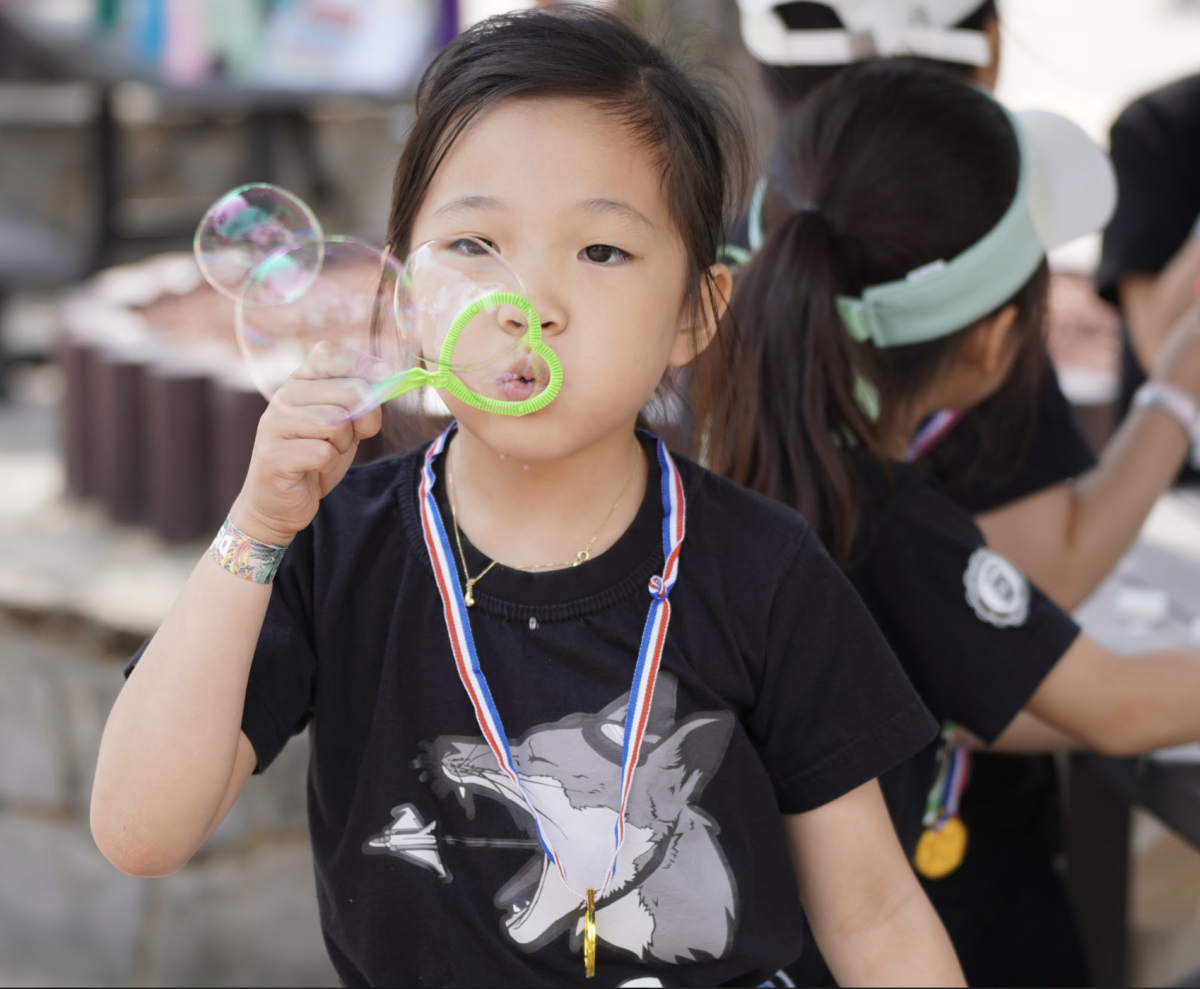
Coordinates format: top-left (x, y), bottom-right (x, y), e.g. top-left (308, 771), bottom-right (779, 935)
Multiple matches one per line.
top-left (209, 516), bottom-right (288, 584)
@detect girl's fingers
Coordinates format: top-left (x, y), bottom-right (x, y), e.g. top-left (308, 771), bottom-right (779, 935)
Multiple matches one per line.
top-left (274, 376), bottom-right (375, 415)
top-left (268, 406), bottom-right (360, 455)
top-left (292, 340), bottom-right (394, 384)
top-left (269, 436), bottom-right (347, 476)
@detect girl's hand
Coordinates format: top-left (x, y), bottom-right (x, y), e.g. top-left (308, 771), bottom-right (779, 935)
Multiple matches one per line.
top-left (230, 341), bottom-right (390, 546)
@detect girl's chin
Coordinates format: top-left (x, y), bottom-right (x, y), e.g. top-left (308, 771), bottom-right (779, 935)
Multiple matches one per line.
top-left (449, 404), bottom-right (636, 467)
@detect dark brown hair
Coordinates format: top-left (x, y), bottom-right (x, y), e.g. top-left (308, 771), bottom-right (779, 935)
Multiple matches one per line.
top-left (384, 3), bottom-right (749, 326)
top-left (696, 61), bottom-right (1048, 563)
top-left (758, 1), bottom-right (998, 107)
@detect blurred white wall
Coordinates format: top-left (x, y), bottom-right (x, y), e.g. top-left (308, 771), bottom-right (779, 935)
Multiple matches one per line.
top-left (997, 0), bottom-right (1200, 143)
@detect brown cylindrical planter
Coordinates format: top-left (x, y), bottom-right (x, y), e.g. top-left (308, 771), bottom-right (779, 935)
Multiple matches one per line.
top-left (93, 347), bottom-right (152, 523)
top-left (143, 356), bottom-right (216, 541)
top-left (59, 337), bottom-right (99, 498)
top-left (213, 371), bottom-right (269, 521)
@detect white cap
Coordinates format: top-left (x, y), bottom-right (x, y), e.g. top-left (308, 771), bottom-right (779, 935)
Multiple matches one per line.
top-left (1016, 109), bottom-right (1117, 252)
top-left (738, 0), bottom-right (993, 67)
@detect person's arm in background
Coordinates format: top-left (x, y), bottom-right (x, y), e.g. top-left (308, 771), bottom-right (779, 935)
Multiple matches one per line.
top-left (975, 302), bottom-right (1200, 610)
top-left (1121, 229), bottom-right (1200, 371)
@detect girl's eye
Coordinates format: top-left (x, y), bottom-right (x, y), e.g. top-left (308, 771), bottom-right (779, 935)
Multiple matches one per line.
top-left (582, 244), bottom-right (631, 266)
top-left (449, 238), bottom-right (497, 257)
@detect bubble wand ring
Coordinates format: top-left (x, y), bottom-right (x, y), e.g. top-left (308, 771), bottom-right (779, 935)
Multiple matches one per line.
top-left (363, 291), bottom-right (562, 417)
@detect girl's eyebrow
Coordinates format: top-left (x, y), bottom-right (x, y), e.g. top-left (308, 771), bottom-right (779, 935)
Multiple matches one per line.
top-left (432, 194), bottom-right (506, 219)
top-left (573, 197), bottom-right (656, 230)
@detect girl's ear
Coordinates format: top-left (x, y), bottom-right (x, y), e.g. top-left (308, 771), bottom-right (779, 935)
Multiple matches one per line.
top-left (667, 263), bottom-right (733, 367)
top-left (962, 304), bottom-right (1019, 375)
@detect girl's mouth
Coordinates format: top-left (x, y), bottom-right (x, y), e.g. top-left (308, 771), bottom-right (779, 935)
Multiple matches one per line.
top-left (489, 353), bottom-right (549, 403)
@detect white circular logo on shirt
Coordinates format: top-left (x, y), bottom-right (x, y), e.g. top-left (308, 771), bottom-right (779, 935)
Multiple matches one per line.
top-left (963, 548), bottom-right (1030, 628)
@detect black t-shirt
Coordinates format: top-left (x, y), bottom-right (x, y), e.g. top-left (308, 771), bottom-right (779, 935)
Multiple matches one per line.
top-left (846, 459), bottom-right (1082, 856)
top-left (923, 362), bottom-right (1097, 514)
top-left (1098, 74), bottom-right (1200, 485)
top-left (135, 435), bottom-right (935, 988)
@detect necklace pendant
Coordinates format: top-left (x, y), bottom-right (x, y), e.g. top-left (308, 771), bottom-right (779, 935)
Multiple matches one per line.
top-left (464, 581), bottom-right (475, 607)
top-left (573, 549), bottom-right (590, 567)
top-left (583, 888), bottom-right (596, 978)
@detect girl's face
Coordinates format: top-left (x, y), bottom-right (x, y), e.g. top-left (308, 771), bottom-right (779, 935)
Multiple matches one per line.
top-left (409, 96), bottom-right (714, 463)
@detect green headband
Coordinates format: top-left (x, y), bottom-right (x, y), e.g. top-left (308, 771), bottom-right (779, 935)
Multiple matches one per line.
top-left (836, 113), bottom-right (1044, 349)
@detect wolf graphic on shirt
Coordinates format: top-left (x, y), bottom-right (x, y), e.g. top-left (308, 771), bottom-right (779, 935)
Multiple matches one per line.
top-left (365, 672), bottom-right (739, 964)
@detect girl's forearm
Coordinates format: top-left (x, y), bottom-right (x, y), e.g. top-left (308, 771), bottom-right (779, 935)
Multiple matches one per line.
top-left (978, 406), bottom-right (1188, 610)
top-left (1030, 635), bottom-right (1200, 757)
top-left (824, 880), bottom-right (964, 988)
top-left (90, 555), bottom-right (271, 876)
top-left (1122, 236), bottom-right (1200, 372)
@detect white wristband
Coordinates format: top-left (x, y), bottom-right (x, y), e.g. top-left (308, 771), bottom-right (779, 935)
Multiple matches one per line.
top-left (1133, 381), bottom-right (1199, 442)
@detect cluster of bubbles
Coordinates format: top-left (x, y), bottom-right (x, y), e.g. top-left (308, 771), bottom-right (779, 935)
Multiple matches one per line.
top-left (193, 183), bottom-right (555, 415)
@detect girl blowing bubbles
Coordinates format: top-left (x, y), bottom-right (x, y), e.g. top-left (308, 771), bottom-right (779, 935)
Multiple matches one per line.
top-left (91, 8), bottom-right (962, 987)
top-left (704, 60), bottom-right (1200, 986)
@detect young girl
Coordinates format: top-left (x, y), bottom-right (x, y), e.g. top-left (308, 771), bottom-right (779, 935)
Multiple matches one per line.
top-left (703, 61), bottom-right (1200, 987)
top-left (90, 9), bottom-right (963, 987)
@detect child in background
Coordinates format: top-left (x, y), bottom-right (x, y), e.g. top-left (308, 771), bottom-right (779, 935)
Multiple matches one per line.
top-left (704, 61), bottom-right (1200, 988)
top-left (90, 9), bottom-right (962, 986)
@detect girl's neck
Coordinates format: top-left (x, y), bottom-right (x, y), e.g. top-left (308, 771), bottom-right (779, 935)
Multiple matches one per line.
top-left (877, 401), bottom-right (931, 461)
top-left (447, 425), bottom-right (649, 572)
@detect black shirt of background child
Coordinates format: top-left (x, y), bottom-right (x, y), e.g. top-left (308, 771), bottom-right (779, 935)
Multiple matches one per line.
top-left (1098, 72), bottom-right (1200, 483)
top-left (845, 457), bottom-right (1082, 857)
top-left (132, 437), bottom-right (935, 987)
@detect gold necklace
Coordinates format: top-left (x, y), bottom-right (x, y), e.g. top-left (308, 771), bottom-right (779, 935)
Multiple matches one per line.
top-left (447, 445), bottom-right (643, 605)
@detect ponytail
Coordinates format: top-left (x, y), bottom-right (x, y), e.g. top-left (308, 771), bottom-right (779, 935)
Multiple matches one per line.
top-left (695, 61), bottom-right (1050, 565)
top-left (697, 208), bottom-right (873, 563)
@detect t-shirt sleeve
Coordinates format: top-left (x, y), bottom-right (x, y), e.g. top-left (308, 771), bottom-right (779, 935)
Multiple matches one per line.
top-left (1098, 92), bottom-right (1200, 303)
top-left (927, 364), bottom-right (1096, 513)
top-left (747, 529), bottom-right (938, 815)
top-left (123, 528), bottom-right (318, 775)
top-left (859, 482), bottom-right (1081, 743)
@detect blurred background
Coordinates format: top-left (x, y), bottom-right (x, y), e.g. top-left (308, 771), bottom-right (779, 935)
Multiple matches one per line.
top-left (0, 1), bottom-right (1199, 985)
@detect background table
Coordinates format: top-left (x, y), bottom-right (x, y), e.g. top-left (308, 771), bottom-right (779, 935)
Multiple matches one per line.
top-left (1069, 490), bottom-right (1200, 987)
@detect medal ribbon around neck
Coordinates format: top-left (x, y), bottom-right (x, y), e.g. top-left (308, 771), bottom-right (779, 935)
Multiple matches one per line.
top-left (418, 423), bottom-right (686, 924)
top-left (905, 408), bottom-right (965, 463)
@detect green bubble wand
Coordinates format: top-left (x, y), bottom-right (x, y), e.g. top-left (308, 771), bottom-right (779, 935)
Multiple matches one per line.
top-left (346, 291), bottom-right (562, 420)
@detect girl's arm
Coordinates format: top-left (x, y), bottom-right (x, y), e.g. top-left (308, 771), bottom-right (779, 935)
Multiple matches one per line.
top-left (1120, 235), bottom-right (1200, 373)
top-left (1024, 632), bottom-right (1200, 756)
top-left (965, 712), bottom-right (1083, 753)
top-left (976, 302), bottom-right (1200, 611)
top-left (785, 781), bottom-right (965, 987)
top-left (90, 343), bottom-right (387, 876)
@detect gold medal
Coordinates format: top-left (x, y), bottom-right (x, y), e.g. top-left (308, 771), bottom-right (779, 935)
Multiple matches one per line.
top-left (584, 888), bottom-right (597, 978)
top-left (914, 815), bottom-right (968, 879)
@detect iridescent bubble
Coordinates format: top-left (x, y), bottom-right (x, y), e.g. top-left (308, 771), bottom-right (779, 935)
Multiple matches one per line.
top-left (389, 236), bottom-right (552, 406)
top-left (235, 237), bottom-right (403, 399)
top-left (195, 183), bottom-right (324, 307)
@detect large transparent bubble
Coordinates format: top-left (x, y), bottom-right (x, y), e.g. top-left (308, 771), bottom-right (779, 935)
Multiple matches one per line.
top-left (235, 237), bottom-right (404, 398)
top-left (347, 236), bottom-right (558, 417)
top-left (195, 183), bottom-right (323, 307)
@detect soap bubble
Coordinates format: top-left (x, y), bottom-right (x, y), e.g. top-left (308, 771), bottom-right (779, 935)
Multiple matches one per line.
top-left (235, 237), bottom-right (403, 398)
top-left (195, 183), bottom-right (323, 307)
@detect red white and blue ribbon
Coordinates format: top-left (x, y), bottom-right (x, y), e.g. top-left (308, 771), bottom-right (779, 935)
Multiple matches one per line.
top-left (904, 408), bottom-right (965, 463)
top-left (922, 724), bottom-right (972, 829)
top-left (418, 423), bottom-right (686, 899)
